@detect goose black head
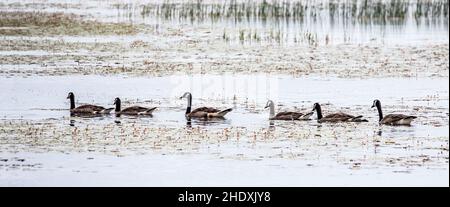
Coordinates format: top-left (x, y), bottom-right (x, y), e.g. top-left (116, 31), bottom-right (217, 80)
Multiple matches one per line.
top-left (67, 92), bottom-right (74, 99)
top-left (114, 97), bottom-right (121, 105)
top-left (180, 92), bottom-right (191, 99)
top-left (312, 103), bottom-right (322, 120)
top-left (264, 100), bottom-right (273, 109)
top-left (113, 97), bottom-right (121, 112)
top-left (312, 103), bottom-right (320, 111)
top-left (372, 99), bottom-right (380, 108)
top-left (67, 92), bottom-right (75, 110)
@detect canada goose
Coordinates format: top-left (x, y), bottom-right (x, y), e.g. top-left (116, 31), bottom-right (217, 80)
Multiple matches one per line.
top-left (113, 97), bottom-right (157, 116)
top-left (312, 102), bottom-right (368, 123)
top-left (372, 99), bottom-right (417, 126)
top-left (180, 92), bottom-right (232, 119)
top-left (67, 92), bottom-right (113, 115)
top-left (264, 100), bottom-right (313, 120)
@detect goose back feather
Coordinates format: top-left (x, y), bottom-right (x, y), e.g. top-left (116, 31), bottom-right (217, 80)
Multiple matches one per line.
top-left (265, 100), bottom-right (313, 121)
top-left (372, 100), bottom-right (417, 125)
top-left (114, 98), bottom-right (156, 116)
top-left (67, 92), bottom-right (113, 115)
top-left (313, 103), bottom-right (368, 123)
top-left (180, 92), bottom-right (232, 119)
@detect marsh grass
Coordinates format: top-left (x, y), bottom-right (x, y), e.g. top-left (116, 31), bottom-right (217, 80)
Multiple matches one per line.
top-left (134, 0), bottom-right (448, 24)
top-left (222, 28), bottom-right (318, 46)
top-left (0, 11), bottom-right (138, 36)
top-left (126, 0), bottom-right (449, 45)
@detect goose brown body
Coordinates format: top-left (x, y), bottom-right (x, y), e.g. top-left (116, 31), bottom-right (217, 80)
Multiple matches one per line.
top-left (265, 100), bottom-right (313, 121)
top-left (67, 92), bottom-right (113, 115)
top-left (312, 103), bottom-right (368, 123)
top-left (372, 100), bottom-right (417, 125)
top-left (271, 112), bottom-right (308, 120)
top-left (180, 92), bottom-right (232, 119)
top-left (114, 98), bottom-right (156, 116)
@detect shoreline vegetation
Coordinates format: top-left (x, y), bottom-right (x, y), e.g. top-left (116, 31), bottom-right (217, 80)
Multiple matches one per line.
top-left (134, 0), bottom-right (449, 24)
top-left (0, 11), bottom-right (138, 36)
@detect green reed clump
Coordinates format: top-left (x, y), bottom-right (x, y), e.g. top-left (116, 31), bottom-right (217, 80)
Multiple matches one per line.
top-left (139, 0), bottom-right (309, 23)
top-left (224, 28), bottom-right (320, 46)
top-left (135, 0), bottom-right (448, 25)
top-left (414, 0), bottom-right (448, 20)
top-left (239, 29), bottom-right (245, 42)
top-left (130, 0), bottom-right (449, 45)
top-left (328, 0), bottom-right (412, 24)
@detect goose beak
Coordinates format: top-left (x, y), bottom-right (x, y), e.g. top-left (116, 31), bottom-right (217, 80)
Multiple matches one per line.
top-left (264, 106), bottom-right (269, 109)
top-left (179, 96), bottom-right (183, 99)
top-left (371, 105), bottom-right (375, 108)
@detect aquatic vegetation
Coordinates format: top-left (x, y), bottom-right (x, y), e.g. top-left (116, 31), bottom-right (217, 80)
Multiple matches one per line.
top-left (415, 0), bottom-right (449, 20)
top-left (133, 0), bottom-right (448, 24)
top-left (111, 0), bottom-right (450, 45)
top-left (0, 37), bottom-right (447, 78)
top-left (0, 11), bottom-right (138, 36)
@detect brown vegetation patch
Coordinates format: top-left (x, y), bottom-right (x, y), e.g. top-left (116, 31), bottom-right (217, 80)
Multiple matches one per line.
top-left (0, 11), bottom-right (137, 36)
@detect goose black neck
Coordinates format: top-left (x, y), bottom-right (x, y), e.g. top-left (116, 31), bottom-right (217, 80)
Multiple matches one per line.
top-left (185, 95), bottom-right (192, 114)
top-left (268, 101), bottom-right (275, 118)
top-left (315, 104), bottom-right (323, 120)
top-left (70, 95), bottom-right (75, 110)
top-left (115, 99), bottom-right (121, 112)
top-left (376, 101), bottom-right (383, 122)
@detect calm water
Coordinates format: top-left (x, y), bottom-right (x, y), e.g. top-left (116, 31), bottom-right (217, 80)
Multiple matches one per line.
top-left (0, 75), bottom-right (448, 132)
